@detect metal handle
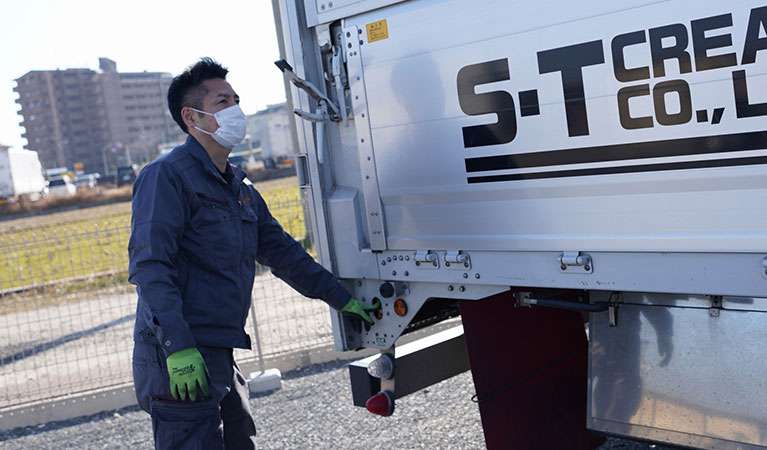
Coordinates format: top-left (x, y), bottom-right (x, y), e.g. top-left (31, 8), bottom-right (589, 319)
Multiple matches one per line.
top-left (315, 103), bottom-right (327, 165)
top-left (521, 297), bottom-right (608, 312)
top-left (295, 154), bottom-right (309, 188)
top-left (292, 102), bottom-right (329, 165)
top-left (275, 58), bottom-right (340, 118)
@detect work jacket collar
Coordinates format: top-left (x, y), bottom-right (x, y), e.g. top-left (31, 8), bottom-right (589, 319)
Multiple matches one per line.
top-left (184, 135), bottom-right (247, 191)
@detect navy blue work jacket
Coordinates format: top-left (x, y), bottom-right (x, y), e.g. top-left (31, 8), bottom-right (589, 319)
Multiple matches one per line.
top-left (128, 136), bottom-right (351, 357)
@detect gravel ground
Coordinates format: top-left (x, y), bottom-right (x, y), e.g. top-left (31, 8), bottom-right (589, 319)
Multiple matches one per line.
top-left (0, 359), bottom-right (678, 450)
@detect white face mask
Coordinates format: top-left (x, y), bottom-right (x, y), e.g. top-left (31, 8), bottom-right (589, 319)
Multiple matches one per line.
top-left (190, 104), bottom-right (247, 149)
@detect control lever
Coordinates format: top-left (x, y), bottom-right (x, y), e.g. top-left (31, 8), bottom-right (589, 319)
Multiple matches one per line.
top-left (275, 59), bottom-right (341, 165)
top-left (275, 59), bottom-right (340, 119)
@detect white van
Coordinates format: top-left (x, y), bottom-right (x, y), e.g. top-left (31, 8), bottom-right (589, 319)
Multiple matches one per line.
top-left (47, 175), bottom-right (77, 196)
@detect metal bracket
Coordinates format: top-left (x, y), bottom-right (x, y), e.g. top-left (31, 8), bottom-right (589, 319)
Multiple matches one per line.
top-left (558, 251), bottom-right (593, 274)
top-left (414, 250), bottom-right (439, 269)
top-left (348, 326), bottom-right (468, 407)
top-left (710, 295), bottom-right (723, 318)
top-left (514, 291), bottom-right (532, 307)
top-left (380, 349), bottom-right (395, 394)
top-left (395, 281), bottom-right (410, 297)
top-left (330, 45), bottom-right (349, 127)
top-left (608, 292), bottom-right (620, 327)
top-left (608, 303), bottom-right (618, 327)
top-left (344, 26), bottom-right (387, 251)
top-left (444, 251), bottom-right (471, 270)
top-left (315, 24), bottom-right (332, 52)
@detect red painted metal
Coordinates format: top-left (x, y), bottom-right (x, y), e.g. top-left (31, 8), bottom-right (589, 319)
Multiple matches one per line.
top-left (460, 291), bottom-right (604, 450)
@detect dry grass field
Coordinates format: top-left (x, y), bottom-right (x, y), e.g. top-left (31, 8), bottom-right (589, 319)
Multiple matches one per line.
top-left (0, 176), bottom-right (300, 233)
top-left (0, 176), bottom-right (303, 293)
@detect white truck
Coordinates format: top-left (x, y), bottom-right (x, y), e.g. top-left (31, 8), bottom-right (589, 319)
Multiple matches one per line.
top-left (273, 1), bottom-right (767, 448)
top-left (252, 103), bottom-right (297, 168)
top-left (0, 145), bottom-right (47, 202)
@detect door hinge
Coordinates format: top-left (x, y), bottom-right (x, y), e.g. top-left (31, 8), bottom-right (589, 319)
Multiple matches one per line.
top-left (444, 251), bottom-right (470, 270)
top-left (710, 295), bottom-right (723, 318)
top-left (414, 250), bottom-right (439, 269)
top-left (558, 251), bottom-right (593, 274)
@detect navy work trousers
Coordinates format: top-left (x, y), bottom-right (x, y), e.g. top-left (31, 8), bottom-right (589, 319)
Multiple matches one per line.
top-left (132, 342), bottom-right (257, 449)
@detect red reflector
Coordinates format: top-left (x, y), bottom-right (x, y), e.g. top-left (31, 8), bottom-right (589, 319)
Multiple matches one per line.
top-left (365, 390), bottom-right (395, 416)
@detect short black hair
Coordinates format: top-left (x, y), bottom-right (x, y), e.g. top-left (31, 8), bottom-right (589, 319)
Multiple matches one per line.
top-left (167, 57), bottom-right (229, 133)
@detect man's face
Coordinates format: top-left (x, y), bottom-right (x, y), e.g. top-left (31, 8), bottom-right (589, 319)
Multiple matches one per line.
top-left (200, 78), bottom-right (239, 114)
top-left (187, 78), bottom-right (240, 133)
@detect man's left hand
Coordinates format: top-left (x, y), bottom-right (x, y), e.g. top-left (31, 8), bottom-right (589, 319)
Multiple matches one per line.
top-left (340, 298), bottom-right (380, 331)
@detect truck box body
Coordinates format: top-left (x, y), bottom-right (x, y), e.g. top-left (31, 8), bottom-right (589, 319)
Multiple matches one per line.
top-left (0, 147), bottom-right (46, 200)
top-left (274, 0), bottom-right (767, 448)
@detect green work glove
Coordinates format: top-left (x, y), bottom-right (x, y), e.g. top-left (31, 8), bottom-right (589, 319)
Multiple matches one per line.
top-left (166, 347), bottom-right (210, 401)
top-left (340, 298), bottom-right (381, 326)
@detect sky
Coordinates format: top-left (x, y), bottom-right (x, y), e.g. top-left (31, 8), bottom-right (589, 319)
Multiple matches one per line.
top-left (0, 0), bottom-right (288, 150)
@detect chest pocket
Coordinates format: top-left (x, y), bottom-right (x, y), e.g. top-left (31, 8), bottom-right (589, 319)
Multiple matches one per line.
top-left (195, 194), bottom-right (240, 269)
top-left (201, 202), bottom-right (230, 226)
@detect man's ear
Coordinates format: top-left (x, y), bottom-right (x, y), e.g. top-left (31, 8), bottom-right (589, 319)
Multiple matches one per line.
top-left (181, 107), bottom-right (197, 130)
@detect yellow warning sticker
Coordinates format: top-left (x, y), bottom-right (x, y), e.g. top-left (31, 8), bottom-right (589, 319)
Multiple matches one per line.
top-left (366, 19), bottom-right (389, 43)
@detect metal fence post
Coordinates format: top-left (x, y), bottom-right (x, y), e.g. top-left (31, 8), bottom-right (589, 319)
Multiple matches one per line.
top-left (249, 301), bottom-right (266, 374)
top-left (246, 296), bottom-right (283, 393)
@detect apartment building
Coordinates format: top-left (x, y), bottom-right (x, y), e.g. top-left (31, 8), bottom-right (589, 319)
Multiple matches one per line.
top-left (13, 58), bottom-right (182, 174)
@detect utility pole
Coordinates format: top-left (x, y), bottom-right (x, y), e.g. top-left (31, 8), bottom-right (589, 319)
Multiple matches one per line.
top-left (102, 144), bottom-right (109, 177)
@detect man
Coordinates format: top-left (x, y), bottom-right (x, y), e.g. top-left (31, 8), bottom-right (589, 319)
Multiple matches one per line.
top-left (128, 57), bottom-right (379, 449)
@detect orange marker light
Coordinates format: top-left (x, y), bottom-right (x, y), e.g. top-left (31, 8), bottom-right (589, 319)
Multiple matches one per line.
top-left (393, 299), bottom-right (407, 316)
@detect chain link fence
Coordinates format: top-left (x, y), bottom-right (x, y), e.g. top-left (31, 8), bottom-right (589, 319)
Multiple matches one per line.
top-left (0, 190), bottom-right (334, 411)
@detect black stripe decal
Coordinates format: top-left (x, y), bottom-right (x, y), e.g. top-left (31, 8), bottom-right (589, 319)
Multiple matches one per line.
top-left (466, 156), bottom-right (767, 184)
top-left (465, 131), bottom-right (767, 173)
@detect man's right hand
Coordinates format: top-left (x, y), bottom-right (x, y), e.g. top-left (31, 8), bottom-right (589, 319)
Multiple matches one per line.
top-left (166, 347), bottom-right (210, 401)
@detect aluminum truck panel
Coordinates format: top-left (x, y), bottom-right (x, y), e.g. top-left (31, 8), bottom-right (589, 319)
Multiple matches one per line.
top-left (304, 0), bottom-right (406, 26)
top-left (589, 300), bottom-right (767, 448)
top-left (274, 1), bottom-right (767, 446)
top-left (342, 0), bottom-right (767, 254)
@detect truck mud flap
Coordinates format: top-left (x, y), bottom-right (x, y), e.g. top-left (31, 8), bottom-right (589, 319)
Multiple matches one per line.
top-left (460, 291), bottom-right (604, 450)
